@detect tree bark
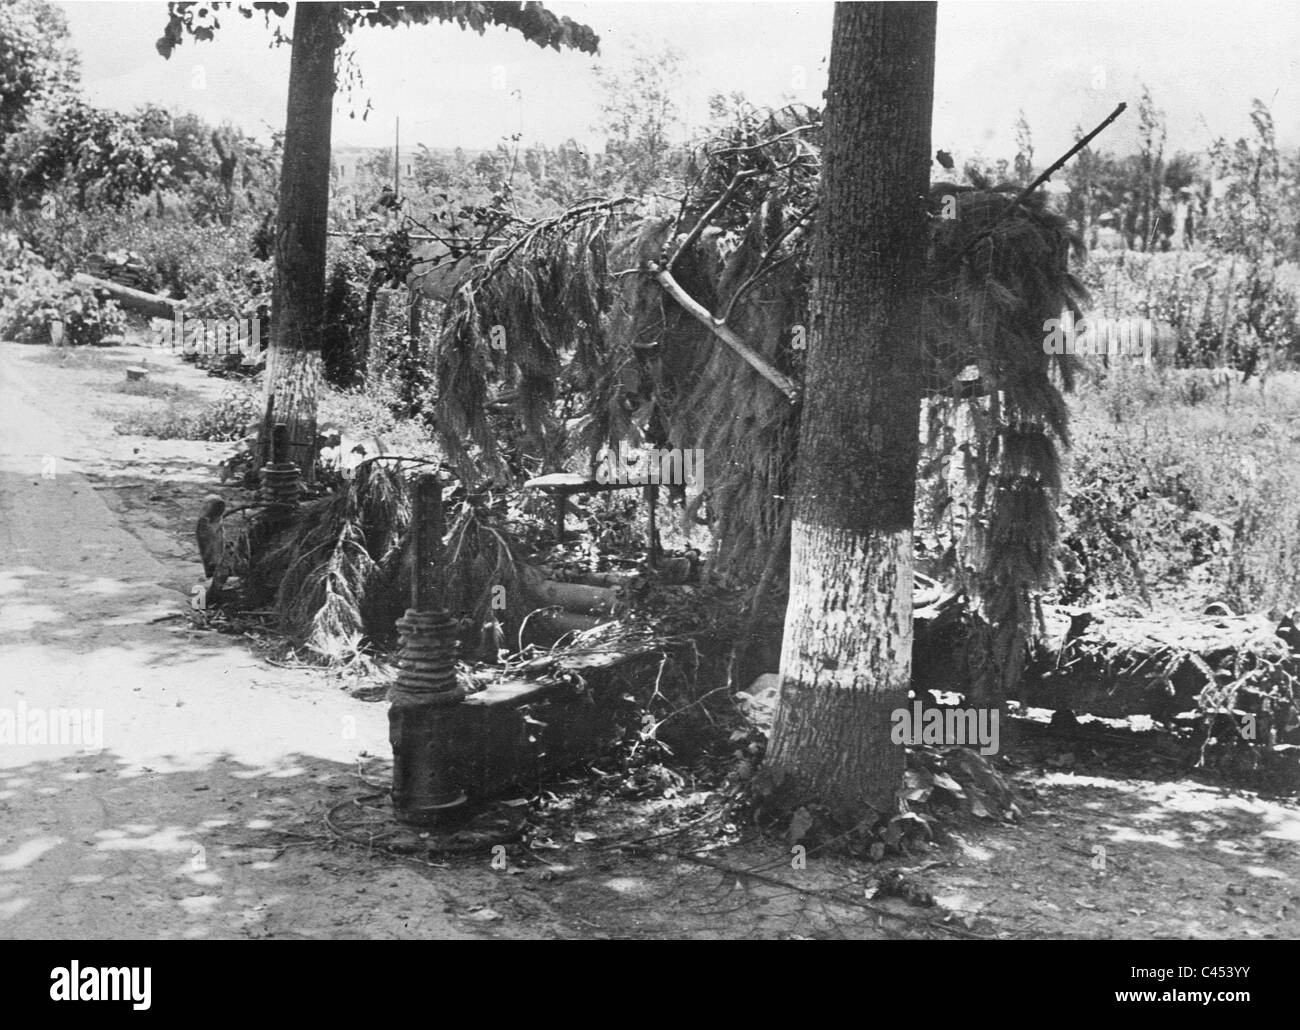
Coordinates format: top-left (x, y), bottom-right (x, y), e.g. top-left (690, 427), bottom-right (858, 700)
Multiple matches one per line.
top-left (260, 1), bottom-right (343, 476)
top-left (765, 2), bottom-right (936, 825)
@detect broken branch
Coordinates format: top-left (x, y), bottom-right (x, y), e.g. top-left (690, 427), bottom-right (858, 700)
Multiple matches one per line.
top-left (650, 263), bottom-right (800, 402)
top-left (939, 103), bottom-right (1127, 276)
top-left (709, 121), bottom-right (821, 157)
top-left (721, 202), bottom-right (819, 323)
top-left (667, 168), bottom-right (759, 274)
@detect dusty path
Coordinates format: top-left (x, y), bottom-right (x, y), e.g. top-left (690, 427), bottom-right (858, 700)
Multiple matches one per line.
top-left (0, 342), bottom-right (511, 939)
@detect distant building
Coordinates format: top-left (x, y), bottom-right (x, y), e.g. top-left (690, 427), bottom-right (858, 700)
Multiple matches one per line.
top-left (331, 145), bottom-right (413, 195)
top-left (330, 145), bottom-right (489, 196)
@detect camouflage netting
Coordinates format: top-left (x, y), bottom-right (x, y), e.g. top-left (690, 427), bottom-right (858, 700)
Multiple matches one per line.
top-left (253, 109), bottom-right (1088, 685)
top-left (423, 107), bottom-right (1090, 693)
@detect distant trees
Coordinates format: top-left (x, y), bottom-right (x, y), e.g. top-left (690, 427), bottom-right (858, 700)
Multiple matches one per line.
top-left (0, 0), bottom-right (80, 211)
top-left (592, 39), bottom-right (687, 194)
top-left (3, 99), bottom-right (279, 222)
top-left (332, 135), bottom-right (604, 234)
top-left (1133, 87), bottom-right (1167, 250)
top-left (1012, 109), bottom-right (1034, 186)
top-left (333, 38), bottom-right (694, 228)
top-left (0, 0), bottom-right (278, 223)
top-left (4, 100), bottom-right (173, 212)
top-left (156, 0), bottom-right (600, 475)
top-left (1069, 96), bottom-right (1298, 260)
top-left (1205, 99), bottom-right (1297, 261)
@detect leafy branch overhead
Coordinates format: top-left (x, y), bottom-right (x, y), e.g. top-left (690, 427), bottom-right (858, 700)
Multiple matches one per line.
top-left (156, 1), bottom-right (600, 58)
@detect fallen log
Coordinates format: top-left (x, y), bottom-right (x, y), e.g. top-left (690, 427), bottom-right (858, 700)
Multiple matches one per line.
top-left (73, 273), bottom-right (184, 320)
top-left (533, 565), bottom-right (633, 589)
top-left (911, 598), bottom-right (1300, 728)
top-left (523, 578), bottom-right (619, 617)
top-left (522, 609), bottom-right (605, 646)
top-left (519, 563), bottom-right (619, 617)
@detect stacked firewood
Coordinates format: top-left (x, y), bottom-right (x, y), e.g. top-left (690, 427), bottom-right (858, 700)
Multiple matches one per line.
top-left (84, 250), bottom-right (155, 292)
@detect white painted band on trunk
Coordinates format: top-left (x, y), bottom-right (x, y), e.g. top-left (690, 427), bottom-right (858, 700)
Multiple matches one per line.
top-left (779, 519), bottom-right (913, 692)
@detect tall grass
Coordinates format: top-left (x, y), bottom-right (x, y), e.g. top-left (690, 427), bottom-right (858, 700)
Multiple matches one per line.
top-left (1077, 249), bottom-right (1300, 371)
top-left (1066, 363), bottom-right (1300, 612)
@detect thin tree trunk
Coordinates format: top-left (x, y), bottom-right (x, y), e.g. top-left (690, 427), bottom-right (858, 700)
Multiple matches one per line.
top-left (261, 1), bottom-right (342, 477)
top-left (765, 1), bottom-right (936, 826)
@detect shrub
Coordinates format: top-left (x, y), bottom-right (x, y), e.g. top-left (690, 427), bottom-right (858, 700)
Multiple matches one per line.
top-left (10, 206), bottom-right (271, 319)
top-left (322, 253), bottom-right (370, 387)
top-left (1063, 367), bottom-right (1300, 612)
top-left (0, 254), bottom-right (126, 346)
top-left (319, 384), bottom-right (441, 459)
top-left (112, 379), bottom-right (195, 400)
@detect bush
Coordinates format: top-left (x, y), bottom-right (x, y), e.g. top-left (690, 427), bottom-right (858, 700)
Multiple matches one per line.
top-left (1063, 367), bottom-right (1300, 612)
top-left (112, 379), bottom-right (195, 400)
top-left (0, 240), bottom-right (126, 345)
top-left (322, 252), bottom-right (370, 387)
top-left (1055, 436), bottom-right (1216, 606)
top-left (10, 205), bottom-right (270, 320)
top-left (319, 384), bottom-right (440, 458)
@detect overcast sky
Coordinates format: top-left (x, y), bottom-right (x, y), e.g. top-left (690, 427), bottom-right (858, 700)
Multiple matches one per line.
top-left (58, 1), bottom-right (1300, 166)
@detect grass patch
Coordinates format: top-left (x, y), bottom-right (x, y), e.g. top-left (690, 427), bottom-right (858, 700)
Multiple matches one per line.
top-left (24, 347), bottom-right (120, 370)
top-left (112, 383), bottom-right (258, 442)
top-left (110, 379), bottom-right (197, 401)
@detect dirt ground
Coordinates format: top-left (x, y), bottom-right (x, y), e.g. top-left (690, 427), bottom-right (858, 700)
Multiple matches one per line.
top-left (1, 338), bottom-right (1297, 940)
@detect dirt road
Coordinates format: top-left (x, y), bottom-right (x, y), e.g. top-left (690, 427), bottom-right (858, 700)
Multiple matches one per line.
top-left (0, 342), bottom-right (515, 938)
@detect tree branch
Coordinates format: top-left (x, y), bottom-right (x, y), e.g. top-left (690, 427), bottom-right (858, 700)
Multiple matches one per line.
top-left (666, 168), bottom-right (759, 274)
top-left (939, 103), bottom-right (1127, 276)
top-left (480, 196), bottom-right (636, 282)
top-left (650, 263), bottom-right (800, 403)
top-left (721, 202), bottom-right (818, 323)
top-left (1003, 102), bottom-right (1128, 216)
top-left (709, 121), bottom-right (820, 157)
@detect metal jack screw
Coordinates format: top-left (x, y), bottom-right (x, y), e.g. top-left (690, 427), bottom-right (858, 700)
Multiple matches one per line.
top-left (258, 423), bottom-right (301, 521)
top-left (389, 473), bottom-right (468, 825)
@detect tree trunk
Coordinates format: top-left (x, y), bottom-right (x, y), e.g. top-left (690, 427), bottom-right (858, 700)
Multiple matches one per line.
top-left (765, 1), bottom-right (936, 826)
top-left (260, 1), bottom-right (342, 476)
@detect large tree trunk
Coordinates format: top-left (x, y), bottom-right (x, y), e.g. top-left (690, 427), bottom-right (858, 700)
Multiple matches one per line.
top-left (765, 2), bottom-right (936, 826)
top-left (260, 1), bottom-right (343, 476)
